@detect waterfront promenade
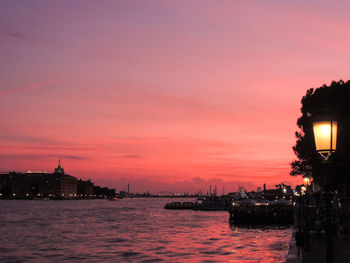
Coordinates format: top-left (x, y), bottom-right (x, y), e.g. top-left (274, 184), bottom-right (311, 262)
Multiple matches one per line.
top-left (286, 230), bottom-right (350, 263)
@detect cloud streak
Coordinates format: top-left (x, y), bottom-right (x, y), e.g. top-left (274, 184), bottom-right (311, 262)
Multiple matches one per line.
top-left (0, 133), bottom-right (66, 145)
top-left (121, 155), bottom-right (142, 159)
top-left (0, 80), bottom-right (56, 97)
top-left (0, 154), bottom-right (87, 161)
top-left (1, 30), bottom-right (30, 40)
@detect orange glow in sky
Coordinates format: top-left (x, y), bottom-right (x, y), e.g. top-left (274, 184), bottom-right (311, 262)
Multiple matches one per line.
top-left (1, 1), bottom-right (350, 193)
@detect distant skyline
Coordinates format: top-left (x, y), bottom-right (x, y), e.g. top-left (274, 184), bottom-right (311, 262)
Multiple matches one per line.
top-left (2, 1), bottom-right (350, 193)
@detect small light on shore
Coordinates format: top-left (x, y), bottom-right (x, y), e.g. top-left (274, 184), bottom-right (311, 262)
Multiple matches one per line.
top-left (301, 186), bottom-right (306, 195)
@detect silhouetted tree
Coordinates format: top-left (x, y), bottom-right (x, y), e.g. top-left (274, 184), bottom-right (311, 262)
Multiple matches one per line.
top-left (290, 80), bottom-right (350, 192)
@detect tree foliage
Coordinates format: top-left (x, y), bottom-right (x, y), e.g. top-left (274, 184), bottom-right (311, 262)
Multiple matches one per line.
top-left (290, 80), bottom-right (350, 190)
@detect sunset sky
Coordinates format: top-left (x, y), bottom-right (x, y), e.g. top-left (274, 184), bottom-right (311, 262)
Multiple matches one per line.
top-left (1, 0), bottom-right (350, 194)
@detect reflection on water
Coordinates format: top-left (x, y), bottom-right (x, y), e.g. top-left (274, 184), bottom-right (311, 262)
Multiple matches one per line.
top-left (0, 198), bottom-right (291, 262)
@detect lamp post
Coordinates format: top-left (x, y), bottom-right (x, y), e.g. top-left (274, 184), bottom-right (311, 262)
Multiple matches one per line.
top-left (312, 111), bottom-right (338, 263)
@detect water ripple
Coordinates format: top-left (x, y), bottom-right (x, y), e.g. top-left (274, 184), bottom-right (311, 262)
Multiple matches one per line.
top-left (0, 199), bottom-right (292, 262)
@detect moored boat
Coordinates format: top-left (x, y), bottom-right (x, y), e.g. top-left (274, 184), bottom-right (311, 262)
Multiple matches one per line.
top-left (228, 199), bottom-right (293, 225)
top-left (164, 201), bottom-right (195, 209)
top-left (194, 197), bottom-right (228, 211)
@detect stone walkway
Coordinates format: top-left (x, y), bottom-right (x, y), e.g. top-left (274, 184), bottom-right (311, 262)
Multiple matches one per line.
top-left (285, 231), bottom-right (301, 263)
top-left (286, 230), bottom-right (350, 263)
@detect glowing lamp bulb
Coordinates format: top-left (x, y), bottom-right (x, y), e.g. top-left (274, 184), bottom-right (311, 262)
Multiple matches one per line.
top-left (312, 120), bottom-right (337, 160)
top-left (303, 177), bottom-right (311, 186)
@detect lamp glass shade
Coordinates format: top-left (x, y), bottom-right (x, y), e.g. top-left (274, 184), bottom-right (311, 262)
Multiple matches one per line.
top-left (303, 177), bottom-right (310, 185)
top-left (312, 120), bottom-right (337, 153)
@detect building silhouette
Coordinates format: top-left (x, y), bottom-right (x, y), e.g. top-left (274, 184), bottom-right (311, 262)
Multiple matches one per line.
top-left (0, 160), bottom-right (92, 199)
top-left (77, 179), bottom-right (94, 199)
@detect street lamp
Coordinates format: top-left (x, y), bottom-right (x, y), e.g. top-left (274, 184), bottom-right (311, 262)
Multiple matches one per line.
top-left (312, 111), bottom-right (338, 263)
top-left (303, 177), bottom-right (311, 186)
top-left (301, 186), bottom-right (306, 195)
top-left (312, 116), bottom-right (337, 161)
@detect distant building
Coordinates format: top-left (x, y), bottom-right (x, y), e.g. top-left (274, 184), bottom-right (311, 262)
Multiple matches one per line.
top-left (52, 160), bottom-right (77, 198)
top-left (77, 179), bottom-right (94, 198)
top-left (0, 160), bottom-right (77, 199)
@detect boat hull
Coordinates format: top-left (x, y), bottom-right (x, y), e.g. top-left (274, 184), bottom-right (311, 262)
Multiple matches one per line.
top-left (228, 205), bottom-right (293, 225)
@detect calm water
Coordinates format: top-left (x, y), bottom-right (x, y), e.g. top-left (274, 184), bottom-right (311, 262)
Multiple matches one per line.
top-left (0, 198), bottom-right (291, 262)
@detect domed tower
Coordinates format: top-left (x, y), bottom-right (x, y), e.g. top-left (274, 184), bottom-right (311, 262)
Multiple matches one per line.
top-left (54, 158), bottom-right (65, 174)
